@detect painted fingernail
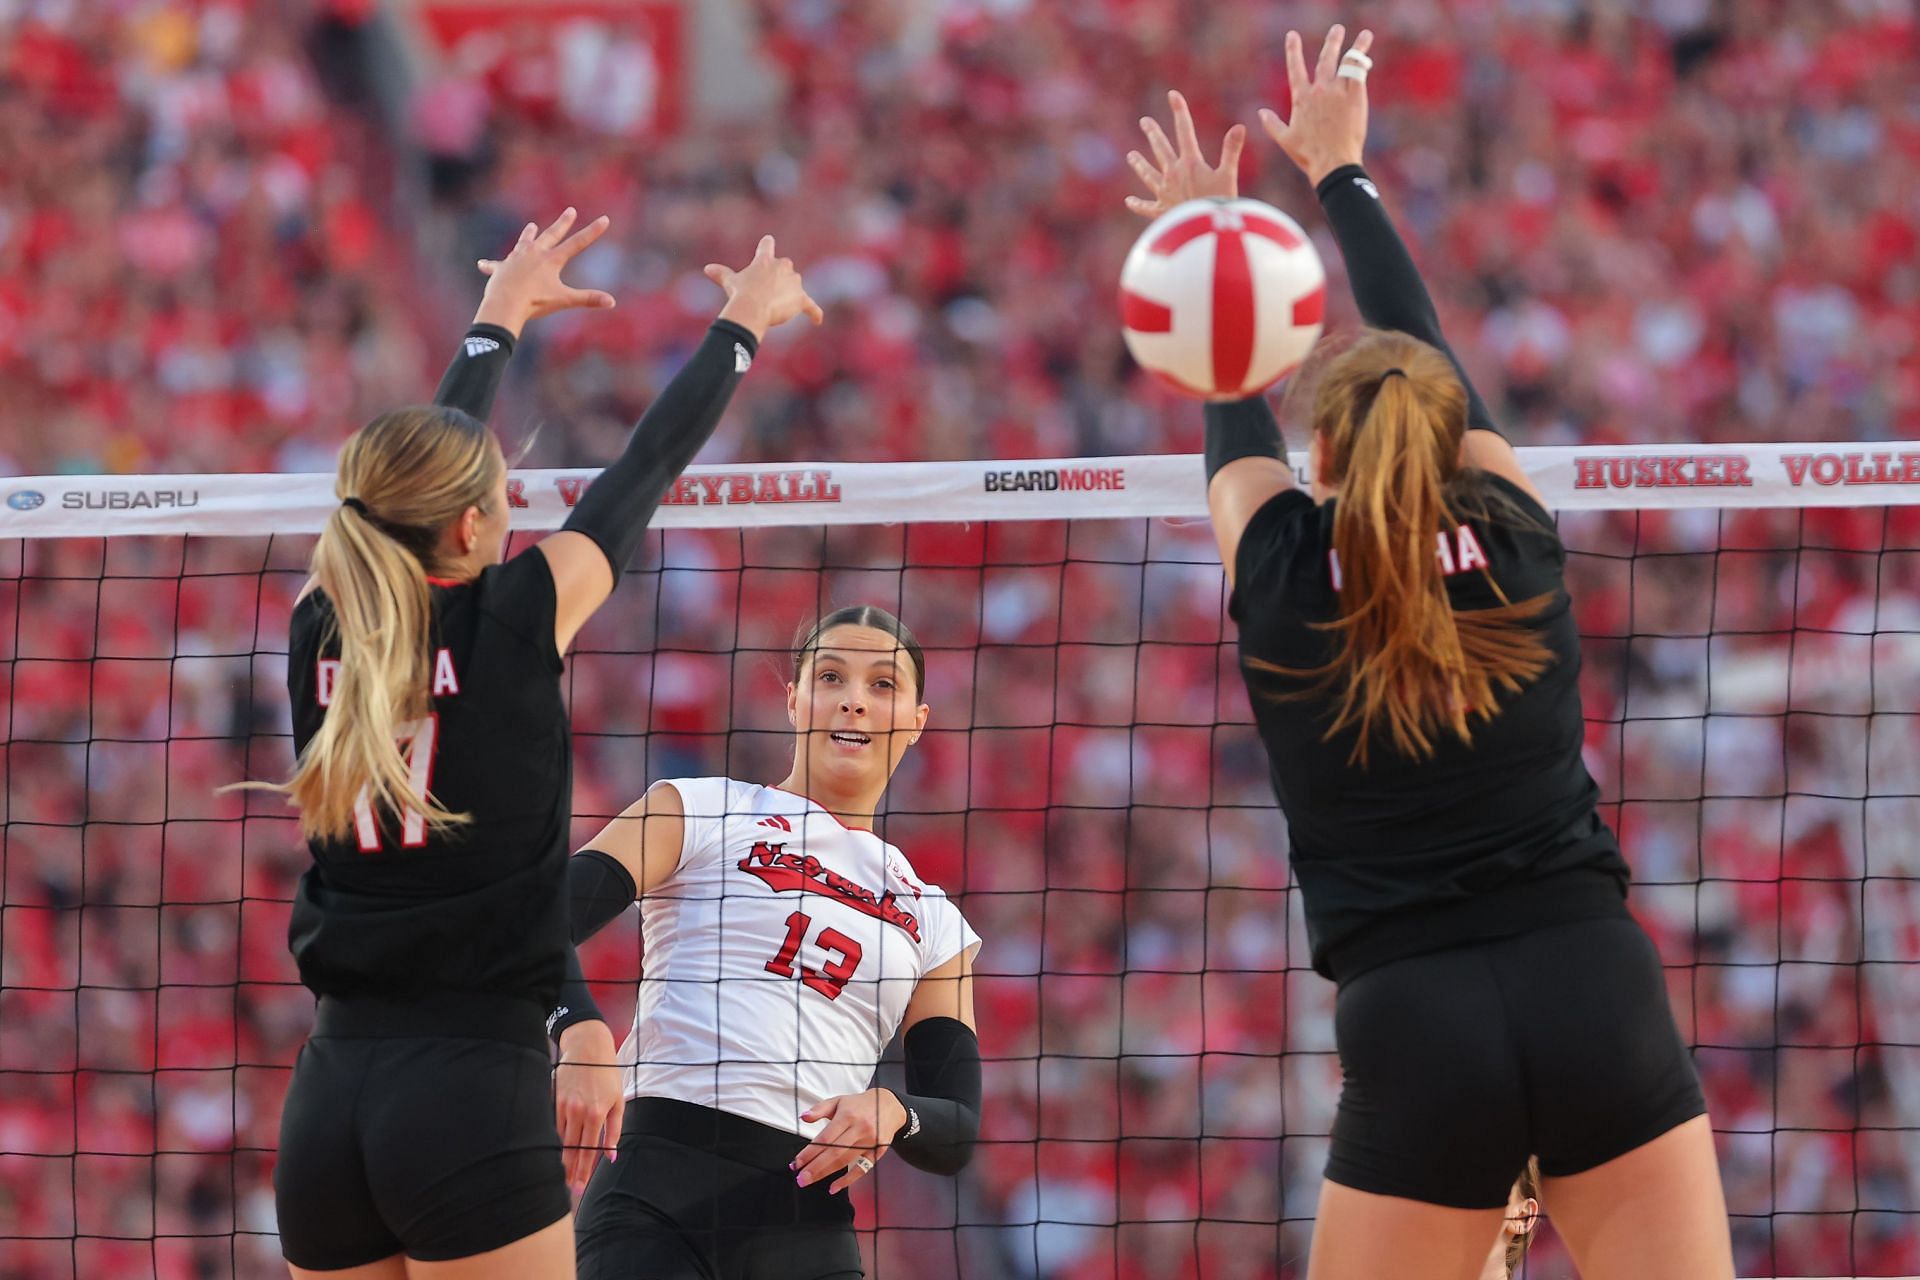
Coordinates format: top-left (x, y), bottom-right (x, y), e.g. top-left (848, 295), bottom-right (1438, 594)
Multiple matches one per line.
top-left (795, 1173), bottom-right (808, 1187)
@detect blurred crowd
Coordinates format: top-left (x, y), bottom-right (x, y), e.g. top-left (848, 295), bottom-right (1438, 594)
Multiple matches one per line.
top-left (3, 0), bottom-right (1918, 1277)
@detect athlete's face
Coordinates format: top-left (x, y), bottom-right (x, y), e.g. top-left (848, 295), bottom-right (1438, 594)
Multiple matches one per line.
top-left (787, 625), bottom-right (929, 794)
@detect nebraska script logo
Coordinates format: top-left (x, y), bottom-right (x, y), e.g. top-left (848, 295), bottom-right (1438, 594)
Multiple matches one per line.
top-left (738, 842), bottom-right (922, 942)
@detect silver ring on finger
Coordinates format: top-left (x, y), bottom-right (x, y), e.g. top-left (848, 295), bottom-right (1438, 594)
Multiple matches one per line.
top-left (853, 1155), bottom-right (875, 1174)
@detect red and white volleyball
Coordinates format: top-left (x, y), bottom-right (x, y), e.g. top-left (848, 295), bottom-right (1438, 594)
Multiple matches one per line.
top-left (1118, 198), bottom-right (1326, 401)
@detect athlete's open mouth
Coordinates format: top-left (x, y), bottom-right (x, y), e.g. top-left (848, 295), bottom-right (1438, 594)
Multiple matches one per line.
top-left (828, 731), bottom-right (872, 747)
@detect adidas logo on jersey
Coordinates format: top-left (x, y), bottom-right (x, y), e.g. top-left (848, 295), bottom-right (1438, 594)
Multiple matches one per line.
top-left (734, 343), bottom-right (752, 373)
top-left (758, 814), bottom-right (792, 832)
top-left (465, 336), bottom-right (501, 358)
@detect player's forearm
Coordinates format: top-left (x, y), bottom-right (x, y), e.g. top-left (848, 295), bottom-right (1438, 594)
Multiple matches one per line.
top-left (560, 319), bottom-right (758, 576)
top-left (888, 1017), bottom-right (982, 1176)
top-left (548, 944), bottom-right (606, 1042)
top-left (1315, 165), bottom-right (1500, 435)
top-left (432, 324), bottom-right (517, 422)
top-left (546, 851), bottom-right (638, 1043)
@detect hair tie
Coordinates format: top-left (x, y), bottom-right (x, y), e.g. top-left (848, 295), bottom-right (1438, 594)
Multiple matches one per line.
top-left (341, 497), bottom-right (369, 516)
top-left (1379, 368), bottom-right (1408, 383)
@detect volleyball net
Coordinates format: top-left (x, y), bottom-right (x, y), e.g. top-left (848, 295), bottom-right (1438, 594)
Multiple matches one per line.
top-left (2, 445), bottom-right (1917, 1279)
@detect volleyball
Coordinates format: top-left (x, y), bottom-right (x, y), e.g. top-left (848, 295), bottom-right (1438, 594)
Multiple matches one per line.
top-left (1118, 197), bottom-right (1327, 400)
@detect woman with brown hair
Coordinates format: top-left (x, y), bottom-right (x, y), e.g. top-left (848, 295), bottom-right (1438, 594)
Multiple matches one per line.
top-left (552, 605), bottom-right (981, 1280)
top-left (257, 211), bottom-right (821, 1280)
top-left (1126, 26), bottom-right (1735, 1280)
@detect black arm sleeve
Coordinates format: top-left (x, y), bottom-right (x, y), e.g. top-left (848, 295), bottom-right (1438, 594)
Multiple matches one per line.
top-left (888, 1017), bottom-right (982, 1176)
top-left (1203, 396), bottom-right (1287, 483)
top-left (547, 849), bottom-right (639, 1042)
top-left (1315, 165), bottom-right (1501, 436)
top-left (548, 945), bottom-right (606, 1042)
top-left (567, 849), bottom-right (638, 945)
top-left (561, 319), bottom-right (759, 576)
top-left (432, 323), bottom-right (518, 422)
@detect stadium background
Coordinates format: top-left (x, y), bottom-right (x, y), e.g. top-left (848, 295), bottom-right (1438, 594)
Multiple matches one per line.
top-left (2, 0), bottom-right (1917, 1277)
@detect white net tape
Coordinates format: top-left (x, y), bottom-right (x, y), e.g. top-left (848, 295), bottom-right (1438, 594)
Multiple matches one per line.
top-left (6, 443), bottom-right (1920, 540)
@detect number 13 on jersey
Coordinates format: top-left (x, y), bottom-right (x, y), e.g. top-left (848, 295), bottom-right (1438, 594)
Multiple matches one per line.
top-left (353, 715), bottom-right (440, 853)
top-left (765, 910), bottom-right (864, 1000)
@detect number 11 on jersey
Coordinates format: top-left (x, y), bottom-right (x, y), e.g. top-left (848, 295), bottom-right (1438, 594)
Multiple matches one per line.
top-left (353, 715), bottom-right (440, 853)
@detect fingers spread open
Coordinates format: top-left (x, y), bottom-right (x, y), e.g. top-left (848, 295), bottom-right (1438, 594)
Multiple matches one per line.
top-left (557, 214), bottom-right (611, 261)
top-left (1285, 31), bottom-right (1310, 102)
top-left (538, 207), bottom-right (578, 249)
top-left (1258, 106), bottom-right (1289, 149)
top-left (1140, 115), bottom-right (1177, 171)
top-left (1126, 150), bottom-right (1164, 192)
top-left (1218, 122), bottom-right (1247, 175)
top-left (1169, 89), bottom-right (1202, 160)
top-left (1316, 24), bottom-right (1347, 83)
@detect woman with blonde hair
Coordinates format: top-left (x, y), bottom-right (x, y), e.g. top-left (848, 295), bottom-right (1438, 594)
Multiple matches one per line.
top-left (1127, 26), bottom-right (1734, 1280)
top-left (259, 209), bottom-right (820, 1280)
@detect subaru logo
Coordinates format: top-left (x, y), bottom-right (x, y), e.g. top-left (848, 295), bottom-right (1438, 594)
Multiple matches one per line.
top-left (6, 490), bottom-right (44, 511)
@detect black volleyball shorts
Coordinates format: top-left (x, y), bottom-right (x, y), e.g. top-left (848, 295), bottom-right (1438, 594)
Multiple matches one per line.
top-left (1327, 915), bottom-right (1707, 1209)
top-left (575, 1097), bottom-right (863, 1280)
top-left (274, 1000), bottom-right (569, 1268)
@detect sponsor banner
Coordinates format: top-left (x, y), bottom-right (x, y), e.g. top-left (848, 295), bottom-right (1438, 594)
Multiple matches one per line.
top-left (4, 446), bottom-right (1919, 539)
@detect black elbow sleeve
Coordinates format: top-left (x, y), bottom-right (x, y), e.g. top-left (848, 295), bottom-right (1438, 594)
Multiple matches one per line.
top-left (889, 1017), bottom-right (982, 1176)
top-left (569, 848), bottom-right (637, 945)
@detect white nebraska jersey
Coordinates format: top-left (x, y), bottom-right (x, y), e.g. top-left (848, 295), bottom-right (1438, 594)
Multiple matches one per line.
top-left (619, 777), bottom-right (980, 1137)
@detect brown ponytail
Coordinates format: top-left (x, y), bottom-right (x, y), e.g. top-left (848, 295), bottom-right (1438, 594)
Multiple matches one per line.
top-left (240, 406), bottom-right (504, 843)
top-left (1252, 331), bottom-right (1554, 766)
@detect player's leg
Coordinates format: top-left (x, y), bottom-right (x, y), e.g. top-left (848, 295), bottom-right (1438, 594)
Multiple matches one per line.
top-left (290, 1260), bottom-right (409, 1280)
top-left (1513, 917), bottom-right (1733, 1280)
top-left (1310, 944), bottom-right (1528, 1280)
top-left (1307, 1181), bottom-right (1504, 1280)
top-left (1539, 1115), bottom-right (1733, 1280)
top-left (405, 1216), bottom-right (576, 1280)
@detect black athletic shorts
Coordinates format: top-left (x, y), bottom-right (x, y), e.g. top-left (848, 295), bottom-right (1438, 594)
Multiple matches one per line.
top-left (1326, 915), bottom-right (1707, 1209)
top-left (274, 994), bottom-right (570, 1268)
top-left (575, 1097), bottom-right (862, 1280)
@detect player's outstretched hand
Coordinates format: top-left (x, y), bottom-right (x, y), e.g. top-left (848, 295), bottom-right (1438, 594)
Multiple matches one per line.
top-left (1125, 89), bottom-right (1245, 218)
top-left (554, 1020), bottom-right (626, 1194)
top-left (1259, 25), bottom-right (1372, 188)
top-left (705, 235), bottom-right (825, 342)
top-left (792, 1087), bottom-right (908, 1195)
top-left (473, 207), bottom-right (617, 338)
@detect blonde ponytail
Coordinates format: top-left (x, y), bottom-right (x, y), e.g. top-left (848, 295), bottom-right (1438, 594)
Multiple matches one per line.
top-left (1251, 332), bottom-right (1554, 766)
top-left (240, 406), bottom-right (503, 843)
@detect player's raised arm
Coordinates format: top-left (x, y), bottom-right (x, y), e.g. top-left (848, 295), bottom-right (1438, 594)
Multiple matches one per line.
top-left (533, 236), bottom-right (823, 657)
top-left (1260, 26), bottom-right (1542, 502)
top-left (434, 206), bottom-right (618, 422)
top-left (1123, 90), bottom-right (1300, 579)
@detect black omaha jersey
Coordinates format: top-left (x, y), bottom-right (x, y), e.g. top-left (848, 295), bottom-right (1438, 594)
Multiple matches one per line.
top-left (1230, 472), bottom-right (1631, 981)
top-left (286, 551), bottom-right (572, 1008)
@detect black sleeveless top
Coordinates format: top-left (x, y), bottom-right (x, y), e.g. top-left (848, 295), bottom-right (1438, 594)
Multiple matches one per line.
top-left (285, 551), bottom-right (571, 1010)
top-left (1230, 472), bottom-right (1631, 983)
